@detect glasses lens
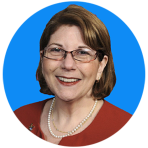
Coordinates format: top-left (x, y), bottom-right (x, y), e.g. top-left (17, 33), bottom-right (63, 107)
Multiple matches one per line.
top-left (44, 48), bottom-right (64, 60)
top-left (73, 49), bottom-right (96, 62)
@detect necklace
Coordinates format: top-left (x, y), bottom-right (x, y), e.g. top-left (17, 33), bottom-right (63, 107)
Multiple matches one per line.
top-left (50, 98), bottom-right (69, 133)
top-left (48, 98), bottom-right (98, 138)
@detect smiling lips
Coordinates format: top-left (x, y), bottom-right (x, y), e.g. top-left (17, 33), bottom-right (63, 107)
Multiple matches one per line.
top-left (56, 76), bottom-right (81, 86)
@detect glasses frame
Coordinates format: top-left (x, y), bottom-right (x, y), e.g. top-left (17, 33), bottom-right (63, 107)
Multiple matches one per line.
top-left (42, 48), bottom-right (98, 63)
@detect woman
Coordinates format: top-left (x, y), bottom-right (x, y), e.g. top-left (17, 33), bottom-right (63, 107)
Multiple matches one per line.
top-left (14, 5), bottom-right (132, 146)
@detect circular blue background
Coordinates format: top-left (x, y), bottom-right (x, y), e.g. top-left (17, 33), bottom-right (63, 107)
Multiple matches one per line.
top-left (3, 1), bottom-right (145, 114)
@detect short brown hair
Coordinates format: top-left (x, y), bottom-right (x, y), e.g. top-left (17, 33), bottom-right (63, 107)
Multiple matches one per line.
top-left (36, 4), bottom-right (116, 100)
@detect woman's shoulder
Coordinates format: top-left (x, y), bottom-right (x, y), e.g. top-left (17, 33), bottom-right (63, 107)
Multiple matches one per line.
top-left (14, 99), bottom-right (50, 115)
top-left (14, 99), bottom-right (50, 130)
top-left (100, 100), bottom-right (132, 124)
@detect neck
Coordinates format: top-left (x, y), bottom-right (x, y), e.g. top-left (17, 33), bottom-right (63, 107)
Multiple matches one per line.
top-left (53, 96), bottom-right (96, 121)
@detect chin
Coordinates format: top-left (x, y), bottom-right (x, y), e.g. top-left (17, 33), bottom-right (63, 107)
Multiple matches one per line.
top-left (56, 93), bottom-right (78, 102)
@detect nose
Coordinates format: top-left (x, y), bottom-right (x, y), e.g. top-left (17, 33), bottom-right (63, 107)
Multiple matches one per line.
top-left (61, 52), bottom-right (76, 71)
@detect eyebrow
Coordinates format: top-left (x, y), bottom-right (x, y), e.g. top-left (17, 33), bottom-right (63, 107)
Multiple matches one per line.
top-left (47, 43), bottom-right (63, 47)
top-left (47, 43), bottom-right (92, 50)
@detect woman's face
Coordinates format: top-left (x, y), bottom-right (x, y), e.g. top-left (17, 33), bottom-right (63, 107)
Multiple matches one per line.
top-left (41, 25), bottom-right (107, 102)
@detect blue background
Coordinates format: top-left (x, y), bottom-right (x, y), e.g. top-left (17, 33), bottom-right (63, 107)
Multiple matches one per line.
top-left (3, 1), bottom-right (145, 114)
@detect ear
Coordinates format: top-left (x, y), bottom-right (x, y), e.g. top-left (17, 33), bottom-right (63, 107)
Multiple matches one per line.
top-left (96, 55), bottom-right (108, 81)
top-left (40, 50), bottom-right (44, 61)
top-left (40, 50), bottom-right (44, 76)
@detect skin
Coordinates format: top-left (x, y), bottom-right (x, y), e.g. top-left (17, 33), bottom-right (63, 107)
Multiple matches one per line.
top-left (40, 25), bottom-right (108, 144)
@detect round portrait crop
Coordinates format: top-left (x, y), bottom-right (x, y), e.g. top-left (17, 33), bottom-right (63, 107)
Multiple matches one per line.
top-left (3, 1), bottom-right (145, 146)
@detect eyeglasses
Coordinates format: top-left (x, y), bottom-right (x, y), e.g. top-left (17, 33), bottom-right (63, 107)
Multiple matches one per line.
top-left (42, 47), bottom-right (97, 63)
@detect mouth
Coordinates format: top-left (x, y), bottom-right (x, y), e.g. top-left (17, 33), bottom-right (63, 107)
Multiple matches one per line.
top-left (56, 76), bottom-right (81, 86)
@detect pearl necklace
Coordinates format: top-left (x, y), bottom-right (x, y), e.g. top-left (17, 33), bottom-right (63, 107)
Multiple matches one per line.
top-left (48, 98), bottom-right (98, 138)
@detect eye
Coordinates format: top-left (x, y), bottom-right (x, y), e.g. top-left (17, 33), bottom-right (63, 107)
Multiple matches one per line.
top-left (77, 49), bottom-right (90, 55)
top-left (50, 48), bottom-right (62, 52)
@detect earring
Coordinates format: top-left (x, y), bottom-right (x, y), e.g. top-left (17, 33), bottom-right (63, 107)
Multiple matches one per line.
top-left (96, 76), bottom-right (100, 83)
top-left (96, 72), bottom-right (102, 83)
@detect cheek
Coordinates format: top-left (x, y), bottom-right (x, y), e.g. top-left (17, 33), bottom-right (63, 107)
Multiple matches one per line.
top-left (42, 59), bottom-right (61, 76)
top-left (42, 62), bottom-right (52, 79)
top-left (77, 62), bottom-right (99, 80)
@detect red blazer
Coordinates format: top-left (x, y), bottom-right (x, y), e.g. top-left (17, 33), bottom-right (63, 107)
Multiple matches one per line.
top-left (14, 99), bottom-right (132, 146)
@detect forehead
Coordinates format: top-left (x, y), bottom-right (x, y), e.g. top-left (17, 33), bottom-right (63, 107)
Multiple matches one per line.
top-left (48, 25), bottom-right (86, 46)
top-left (51, 25), bottom-right (82, 36)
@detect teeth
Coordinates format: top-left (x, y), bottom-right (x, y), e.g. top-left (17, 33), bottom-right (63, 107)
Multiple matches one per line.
top-left (58, 77), bottom-right (79, 83)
